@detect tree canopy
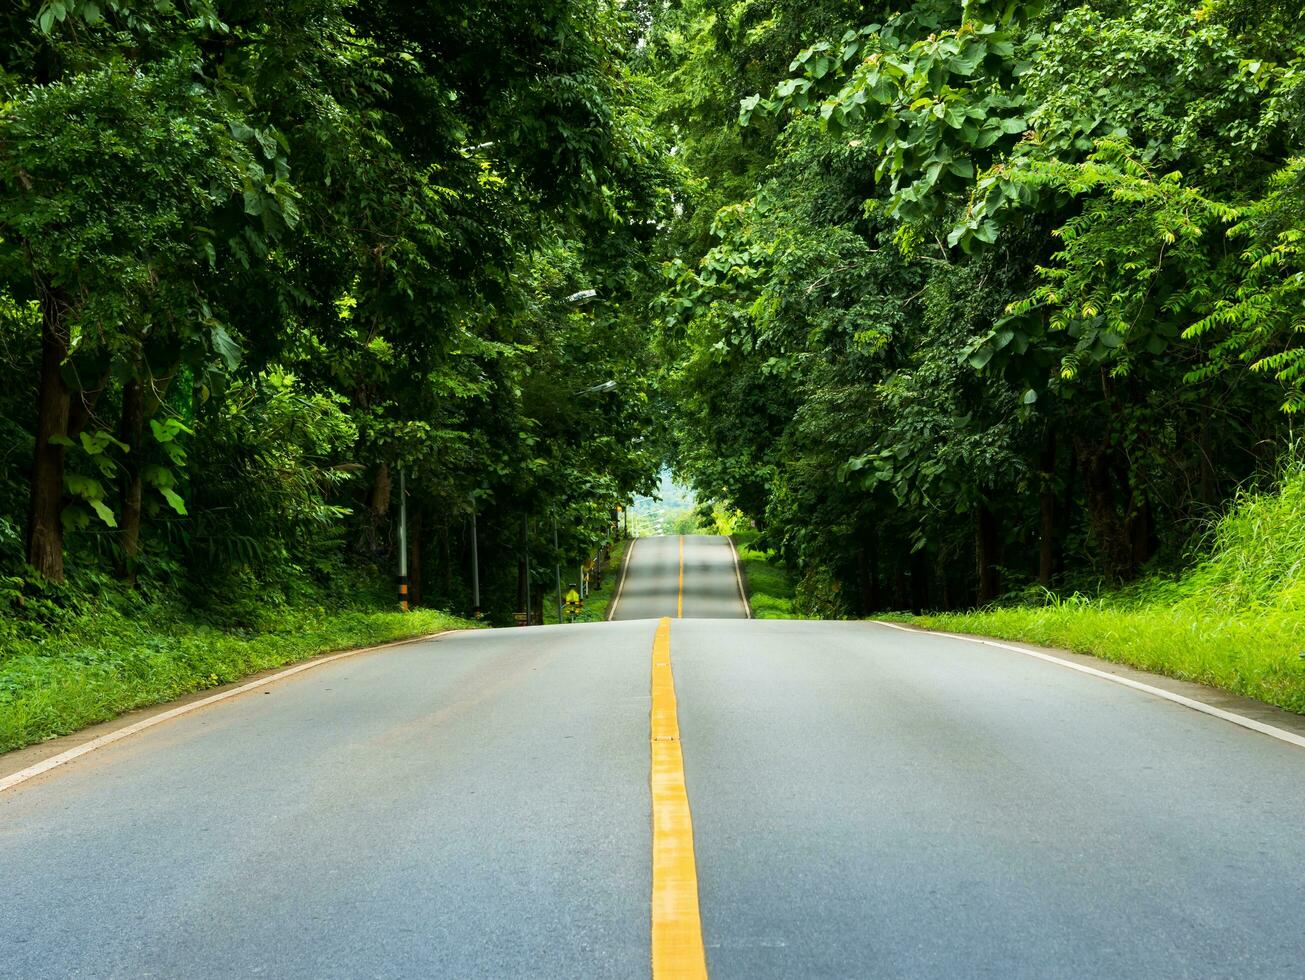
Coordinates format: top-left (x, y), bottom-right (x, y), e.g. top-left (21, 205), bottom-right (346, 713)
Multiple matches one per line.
top-left (2, 0), bottom-right (670, 624)
top-left (4, 0), bottom-right (1304, 626)
top-left (651, 0), bottom-right (1305, 612)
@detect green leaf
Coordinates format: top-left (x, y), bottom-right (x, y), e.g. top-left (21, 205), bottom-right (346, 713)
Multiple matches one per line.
top-left (80, 430), bottom-right (128, 455)
top-left (255, 129), bottom-right (279, 160)
top-left (211, 326), bottom-right (243, 370)
top-left (948, 158), bottom-right (975, 179)
top-left (89, 498), bottom-right (117, 528)
top-left (64, 473), bottom-right (103, 500)
top-left (159, 487), bottom-right (188, 516)
top-left (739, 94), bottom-right (762, 127)
top-left (61, 505), bottom-right (90, 532)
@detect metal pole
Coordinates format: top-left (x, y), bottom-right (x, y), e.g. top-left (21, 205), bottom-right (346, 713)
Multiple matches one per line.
top-left (469, 498), bottom-right (480, 619)
top-left (554, 513), bottom-right (563, 624)
top-left (523, 514), bottom-right (531, 626)
top-left (397, 467), bottom-right (408, 611)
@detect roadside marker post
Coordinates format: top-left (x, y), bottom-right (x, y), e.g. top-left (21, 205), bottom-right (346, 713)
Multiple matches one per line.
top-left (397, 467), bottom-right (409, 611)
top-left (469, 497), bottom-right (481, 619)
top-left (553, 513), bottom-right (564, 626)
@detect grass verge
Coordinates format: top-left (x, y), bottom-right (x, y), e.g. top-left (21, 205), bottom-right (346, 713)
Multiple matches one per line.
top-left (540, 537), bottom-right (630, 624)
top-left (733, 530), bottom-right (803, 619)
top-left (910, 605), bottom-right (1305, 714)
top-left (0, 602), bottom-right (479, 755)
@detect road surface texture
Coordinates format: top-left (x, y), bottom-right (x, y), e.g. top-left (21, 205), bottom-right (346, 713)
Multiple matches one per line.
top-left (3, 534), bottom-right (1304, 978)
top-left (610, 534), bottom-right (748, 621)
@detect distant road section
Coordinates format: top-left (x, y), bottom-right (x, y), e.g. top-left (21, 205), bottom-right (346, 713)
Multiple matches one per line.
top-left (610, 535), bottom-right (748, 620)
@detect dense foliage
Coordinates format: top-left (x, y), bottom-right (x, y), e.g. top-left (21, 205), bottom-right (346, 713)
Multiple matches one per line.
top-left (651, 0), bottom-right (1305, 613)
top-left (6, 0), bottom-right (1305, 643)
top-left (1, 0), bottom-right (669, 628)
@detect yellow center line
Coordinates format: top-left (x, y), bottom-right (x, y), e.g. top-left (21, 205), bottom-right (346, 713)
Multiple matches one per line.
top-left (650, 616), bottom-right (708, 979)
top-left (677, 536), bottom-right (685, 619)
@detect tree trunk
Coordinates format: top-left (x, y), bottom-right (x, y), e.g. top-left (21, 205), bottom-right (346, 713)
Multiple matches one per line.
top-left (868, 533), bottom-right (881, 612)
top-left (857, 545), bottom-right (872, 615)
top-left (439, 520), bottom-right (452, 597)
top-left (857, 532), bottom-right (882, 613)
top-left (368, 463), bottom-right (391, 555)
top-left (26, 302), bottom-right (71, 582)
top-left (118, 363), bottom-right (181, 582)
top-left (910, 548), bottom-right (930, 614)
top-left (1128, 496), bottom-right (1152, 570)
top-left (118, 377), bottom-right (146, 582)
top-left (408, 506), bottom-right (423, 608)
top-left (976, 504), bottom-right (1001, 604)
top-left (1198, 409), bottom-right (1215, 508)
top-left (1037, 429), bottom-right (1056, 588)
top-left (1073, 436), bottom-right (1133, 581)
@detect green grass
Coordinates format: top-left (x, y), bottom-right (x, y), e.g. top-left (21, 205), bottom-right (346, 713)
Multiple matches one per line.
top-left (733, 530), bottom-right (805, 619)
top-left (539, 537), bottom-right (630, 624)
top-left (909, 461), bottom-right (1305, 715)
top-left (0, 598), bottom-right (479, 755)
top-left (913, 605), bottom-right (1305, 712)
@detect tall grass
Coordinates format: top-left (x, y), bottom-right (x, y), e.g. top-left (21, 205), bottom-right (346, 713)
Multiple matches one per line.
top-left (920, 457), bottom-right (1305, 714)
top-left (0, 600), bottom-right (479, 754)
top-left (734, 530), bottom-right (807, 619)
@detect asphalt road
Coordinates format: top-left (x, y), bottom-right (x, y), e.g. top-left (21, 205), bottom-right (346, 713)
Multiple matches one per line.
top-left (611, 534), bottom-right (748, 621)
top-left (3, 534), bottom-right (1304, 978)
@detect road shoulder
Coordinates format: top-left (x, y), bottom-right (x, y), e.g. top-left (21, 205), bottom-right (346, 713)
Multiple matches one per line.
top-left (872, 619), bottom-right (1305, 746)
top-left (0, 629), bottom-right (463, 792)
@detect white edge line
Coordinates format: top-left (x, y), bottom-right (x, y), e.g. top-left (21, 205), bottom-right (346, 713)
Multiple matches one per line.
top-left (872, 620), bottom-right (1305, 751)
top-left (0, 629), bottom-right (462, 795)
top-left (726, 534), bottom-right (753, 619)
top-left (607, 537), bottom-right (638, 621)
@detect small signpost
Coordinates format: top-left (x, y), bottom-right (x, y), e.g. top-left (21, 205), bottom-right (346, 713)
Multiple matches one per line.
top-left (564, 586), bottom-right (583, 622)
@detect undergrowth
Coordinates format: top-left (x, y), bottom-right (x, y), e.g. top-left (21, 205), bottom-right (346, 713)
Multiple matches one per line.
top-left (539, 538), bottom-right (629, 624)
top-left (0, 569), bottom-right (479, 754)
top-left (733, 530), bottom-right (806, 619)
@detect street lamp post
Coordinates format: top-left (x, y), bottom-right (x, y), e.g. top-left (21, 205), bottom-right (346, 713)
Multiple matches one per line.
top-left (397, 467), bottom-right (408, 611)
top-left (522, 514), bottom-right (531, 626)
top-left (548, 288), bottom-right (606, 624)
top-left (553, 512), bottom-right (563, 625)
top-left (469, 496), bottom-right (480, 619)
